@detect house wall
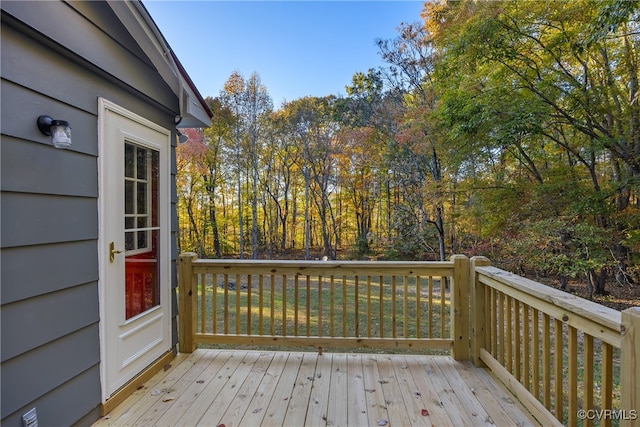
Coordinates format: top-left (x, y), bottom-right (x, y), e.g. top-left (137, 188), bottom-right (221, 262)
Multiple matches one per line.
top-left (1, 2), bottom-right (180, 426)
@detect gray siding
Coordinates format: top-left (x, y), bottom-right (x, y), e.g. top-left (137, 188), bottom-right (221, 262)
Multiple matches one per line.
top-left (1, 2), bottom-right (181, 426)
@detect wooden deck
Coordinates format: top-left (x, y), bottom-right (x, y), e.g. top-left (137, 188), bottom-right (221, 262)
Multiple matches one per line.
top-left (94, 349), bottom-right (537, 427)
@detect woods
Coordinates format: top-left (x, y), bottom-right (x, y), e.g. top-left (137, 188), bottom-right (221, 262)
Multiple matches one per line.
top-left (176, 0), bottom-right (639, 295)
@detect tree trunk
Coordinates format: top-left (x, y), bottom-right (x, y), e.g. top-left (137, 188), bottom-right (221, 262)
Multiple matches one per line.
top-left (209, 204), bottom-right (222, 258)
top-left (588, 268), bottom-right (608, 297)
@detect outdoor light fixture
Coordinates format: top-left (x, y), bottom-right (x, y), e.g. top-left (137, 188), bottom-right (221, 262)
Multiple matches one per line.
top-left (37, 115), bottom-right (72, 148)
top-left (177, 130), bottom-right (189, 144)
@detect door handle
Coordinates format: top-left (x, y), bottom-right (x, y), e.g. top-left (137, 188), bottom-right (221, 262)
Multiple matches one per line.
top-left (109, 242), bottom-right (123, 263)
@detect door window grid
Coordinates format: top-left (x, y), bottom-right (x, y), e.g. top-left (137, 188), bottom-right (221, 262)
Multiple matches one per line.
top-left (124, 142), bottom-right (158, 254)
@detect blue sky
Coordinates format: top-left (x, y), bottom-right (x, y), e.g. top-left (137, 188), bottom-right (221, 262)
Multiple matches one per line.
top-left (143, 1), bottom-right (425, 107)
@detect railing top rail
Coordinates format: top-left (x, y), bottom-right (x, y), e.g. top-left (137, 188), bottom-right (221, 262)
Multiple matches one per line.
top-left (476, 265), bottom-right (622, 345)
top-left (191, 258), bottom-right (455, 276)
top-left (191, 258), bottom-right (454, 267)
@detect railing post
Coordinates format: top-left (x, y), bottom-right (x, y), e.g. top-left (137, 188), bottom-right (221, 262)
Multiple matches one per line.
top-left (470, 256), bottom-right (491, 367)
top-left (451, 254), bottom-right (470, 361)
top-left (621, 307), bottom-right (640, 427)
top-left (178, 252), bottom-right (197, 353)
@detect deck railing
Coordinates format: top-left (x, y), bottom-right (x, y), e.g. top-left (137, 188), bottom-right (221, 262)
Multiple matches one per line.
top-left (470, 257), bottom-right (639, 427)
top-left (178, 253), bottom-right (470, 358)
top-left (178, 253), bottom-right (639, 427)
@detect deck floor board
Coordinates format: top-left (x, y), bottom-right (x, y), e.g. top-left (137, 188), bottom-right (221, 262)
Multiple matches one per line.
top-left (94, 349), bottom-right (539, 426)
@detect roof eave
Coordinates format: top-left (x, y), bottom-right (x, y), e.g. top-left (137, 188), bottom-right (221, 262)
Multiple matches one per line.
top-left (107, 1), bottom-right (212, 128)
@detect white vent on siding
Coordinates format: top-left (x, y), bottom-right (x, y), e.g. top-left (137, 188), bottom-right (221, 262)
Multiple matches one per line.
top-left (22, 408), bottom-right (38, 427)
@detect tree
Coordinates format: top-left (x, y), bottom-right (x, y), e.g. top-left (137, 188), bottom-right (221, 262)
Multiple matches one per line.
top-left (427, 0), bottom-right (640, 292)
top-left (377, 22), bottom-right (449, 260)
top-left (285, 96), bottom-right (340, 259)
top-left (203, 96), bottom-right (234, 257)
top-left (243, 72), bottom-right (273, 258)
top-left (175, 129), bottom-right (208, 256)
top-left (220, 71), bottom-right (247, 258)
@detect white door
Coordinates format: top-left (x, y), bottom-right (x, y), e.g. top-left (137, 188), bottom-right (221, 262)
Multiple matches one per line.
top-left (98, 98), bottom-right (172, 399)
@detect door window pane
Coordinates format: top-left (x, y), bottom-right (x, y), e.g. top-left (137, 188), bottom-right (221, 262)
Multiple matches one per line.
top-left (137, 182), bottom-right (147, 214)
top-left (125, 181), bottom-right (134, 215)
top-left (125, 144), bottom-right (134, 178)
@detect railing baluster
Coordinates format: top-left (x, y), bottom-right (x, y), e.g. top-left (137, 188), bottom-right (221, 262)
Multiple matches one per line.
top-left (416, 276), bottom-right (421, 338)
top-left (235, 274), bottom-right (241, 335)
top-left (342, 276), bottom-right (347, 338)
top-left (379, 275), bottom-right (384, 338)
top-left (355, 276), bottom-right (360, 337)
top-left (212, 273), bottom-right (217, 334)
top-left (543, 313), bottom-right (551, 410)
top-left (318, 275), bottom-right (323, 337)
top-left (490, 287), bottom-right (497, 357)
top-left (306, 275), bottom-right (311, 336)
top-left (522, 303), bottom-right (530, 389)
top-left (428, 276), bottom-right (433, 338)
top-left (270, 274), bottom-right (275, 336)
top-left (514, 299), bottom-right (521, 380)
top-left (554, 318), bottom-right (563, 421)
top-left (200, 273), bottom-right (206, 333)
top-left (224, 274), bottom-right (229, 335)
top-left (391, 276), bottom-right (397, 338)
top-left (259, 274), bottom-right (264, 335)
top-left (330, 276), bottom-right (335, 337)
top-left (506, 295), bottom-right (513, 373)
top-left (403, 276), bottom-right (408, 338)
top-left (367, 275), bottom-right (372, 338)
top-left (247, 275), bottom-right (252, 335)
top-left (498, 291), bottom-right (505, 365)
top-left (282, 274), bottom-right (286, 337)
top-left (583, 334), bottom-right (594, 427)
top-left (601, 342), bottom-right (613, 427)
top-left (532, 307), bottom-right (540, 400)
top-left (568, 326), bottom-right (578, 427)
top-left (294, 275), bottom-right (299, 337)
top-left (440, 276), bottom-right (446, 339)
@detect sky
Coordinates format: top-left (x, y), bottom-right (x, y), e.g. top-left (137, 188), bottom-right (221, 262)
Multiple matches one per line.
top-left (143, 1), bottom-right (425, 108)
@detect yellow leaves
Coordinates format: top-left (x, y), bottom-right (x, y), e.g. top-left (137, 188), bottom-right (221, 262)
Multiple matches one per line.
top-left (223, 71), bottom-right (245, 96)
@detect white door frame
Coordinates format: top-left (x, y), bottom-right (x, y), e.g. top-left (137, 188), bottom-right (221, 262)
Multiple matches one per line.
top-left (97, 98), bottom-right (172, 401)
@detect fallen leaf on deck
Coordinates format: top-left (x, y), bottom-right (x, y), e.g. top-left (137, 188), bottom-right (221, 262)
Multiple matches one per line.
top-left (163, 364), bottom-right (171, 371)
top-left (150, 390), bottom-right (161, 396)
top-left (162, 396), bottom-right (174, 402)
top-left (378, 380), bottom-right (389, 384)
top-left (196, 380), bottom-right (205, 384)
top-left (217, 424), bottom-right (225, 427)
top-left (252, 408), bottom-right (262, 414)
top-left (365, 388), bottom-right (376, 393)
top-left (422, 409), bottom-right (429, 416)
top-left (377, 419), bottom-right (388, 426)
